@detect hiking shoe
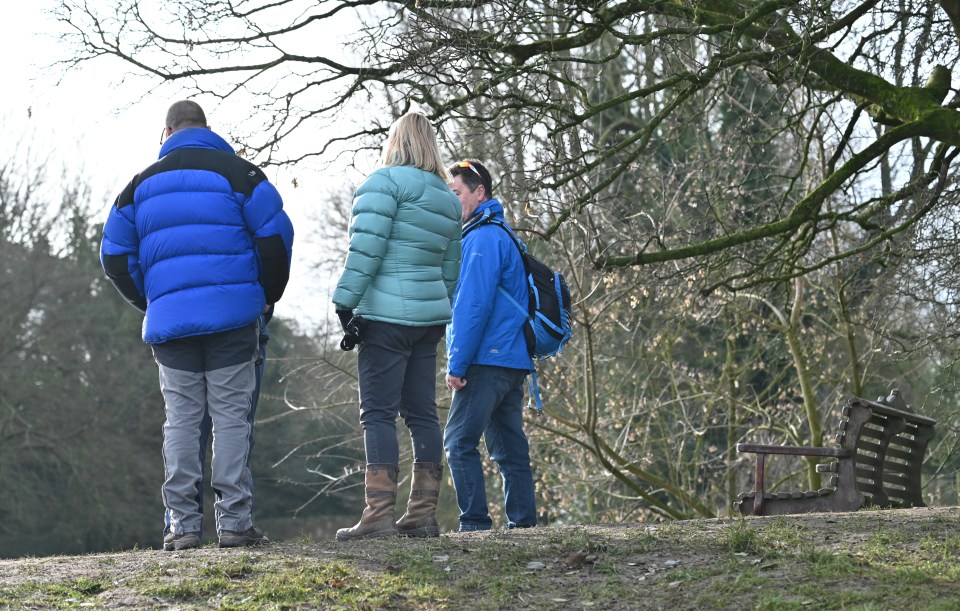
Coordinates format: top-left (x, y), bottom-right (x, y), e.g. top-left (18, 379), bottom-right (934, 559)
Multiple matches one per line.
top-left (162, 532), bottom-right (201, 551)
top-left (218, 526), bottom-right (269, 548)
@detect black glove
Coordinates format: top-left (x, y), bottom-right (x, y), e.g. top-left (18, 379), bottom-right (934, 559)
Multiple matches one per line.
top-left (336, 309), bottom-right (353, 333)
top-left (337, 309), bottom-right (362, 351)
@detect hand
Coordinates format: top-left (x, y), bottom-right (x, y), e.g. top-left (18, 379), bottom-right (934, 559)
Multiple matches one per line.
top-left (336, 309), bottom-right (354, 333)
top-left (446, 374), bottom-right (467, 391)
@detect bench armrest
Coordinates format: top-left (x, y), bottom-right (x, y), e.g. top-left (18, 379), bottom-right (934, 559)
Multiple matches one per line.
top-left (736, 444), bottom-right (852, 458)
top-left (736, 443), bottom-right (852, 516)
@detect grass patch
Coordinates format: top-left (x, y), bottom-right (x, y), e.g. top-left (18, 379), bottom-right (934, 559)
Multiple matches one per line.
top-left (5, 509), bottom-right (960, 610)
top-left (724, 518), bottom-right (763, 555)
top-left (805, 549), bottom-right (862, 576)
top-left (758, 517), bottom-right (809, 550)
top-left (0, 577), bottom-right (109, 608)
top-left (141, 575), bottom-right (231, 600)
top-left (198, 554), bottom-right (259, 579)
top-left (137, 556), bottom-right (455, 609)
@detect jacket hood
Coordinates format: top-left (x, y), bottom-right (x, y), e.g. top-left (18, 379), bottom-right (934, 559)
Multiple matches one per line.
top-left (159, 127), bottom-right (234, 158)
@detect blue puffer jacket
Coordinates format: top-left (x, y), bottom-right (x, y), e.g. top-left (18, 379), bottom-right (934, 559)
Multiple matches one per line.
top-left (447, 199), bottom-right (532, 377)
top-left (100, 128), bottom-right (294, 344)
top-left (332, 165), bottom-right (462, 326)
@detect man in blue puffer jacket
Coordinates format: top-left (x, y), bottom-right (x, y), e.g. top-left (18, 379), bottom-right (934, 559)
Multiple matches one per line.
top-left (444, 159), bottom-right (537, 531)
top-left (100, 100), bottom-right (294, 551)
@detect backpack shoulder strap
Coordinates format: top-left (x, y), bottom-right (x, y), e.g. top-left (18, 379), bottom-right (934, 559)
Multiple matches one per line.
top-left (463, 209), bottom-right (527, 256)
top-left (487, 218), bottom-right (527, 257)
top-left (461, 211), bottom-right (490, 237)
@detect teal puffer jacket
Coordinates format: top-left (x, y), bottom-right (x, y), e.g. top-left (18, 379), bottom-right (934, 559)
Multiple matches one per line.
top-left (332, 166), bottom-right (462, 326)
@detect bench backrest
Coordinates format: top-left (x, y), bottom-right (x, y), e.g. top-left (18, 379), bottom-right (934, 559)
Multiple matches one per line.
top-left (837, 397), bottom-right (937, 507)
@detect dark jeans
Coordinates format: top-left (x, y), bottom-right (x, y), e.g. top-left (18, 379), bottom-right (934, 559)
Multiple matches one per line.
top-left (357, 320), bottom-right (445, 465)
top-left (162, 317), bottom-right (269, 537)
top-left (444, 364), bottom-right (536, 530)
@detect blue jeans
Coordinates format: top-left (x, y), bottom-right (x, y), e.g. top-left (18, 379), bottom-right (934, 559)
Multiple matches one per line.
top-left (357, 320), bottom-right (445, 464)
top-left (444, 364), bottom-right (537, 530)
top-left (162, 317), bottom-right (269, 537)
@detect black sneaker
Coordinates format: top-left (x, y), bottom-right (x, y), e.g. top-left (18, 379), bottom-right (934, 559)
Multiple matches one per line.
top-left (218, 526), bottom-right (269, 548)
top-left (162, 532), bottom-right (201, 551)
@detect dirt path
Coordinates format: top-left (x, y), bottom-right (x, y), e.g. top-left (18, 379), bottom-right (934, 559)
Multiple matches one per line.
top-left (2, 506), bottom-right (959, 609)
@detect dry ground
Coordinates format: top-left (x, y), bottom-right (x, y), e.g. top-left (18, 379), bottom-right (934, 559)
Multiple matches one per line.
top-left (2, 506), bottom-right (960, 609)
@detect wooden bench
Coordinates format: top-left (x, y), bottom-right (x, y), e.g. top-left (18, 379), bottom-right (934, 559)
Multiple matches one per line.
top-left (734, 390), bottom-right (936, 516)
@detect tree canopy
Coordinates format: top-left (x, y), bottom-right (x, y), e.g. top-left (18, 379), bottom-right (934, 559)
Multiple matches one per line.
top-left (53, 0), bottom-right (960, 289)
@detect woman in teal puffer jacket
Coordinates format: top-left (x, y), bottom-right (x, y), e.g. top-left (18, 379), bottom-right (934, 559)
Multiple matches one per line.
top-left (332, 111), bottom-right (462, 541)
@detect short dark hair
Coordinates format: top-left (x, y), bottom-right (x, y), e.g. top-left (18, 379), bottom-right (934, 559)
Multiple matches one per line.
top-left (448, 159), bottom-right (494, 199)
top-left (165, 100), bottom-right (207, 132)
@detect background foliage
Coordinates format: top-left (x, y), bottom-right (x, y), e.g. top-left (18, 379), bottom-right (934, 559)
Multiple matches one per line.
top-left (2, 0), bottom-right (959, 556)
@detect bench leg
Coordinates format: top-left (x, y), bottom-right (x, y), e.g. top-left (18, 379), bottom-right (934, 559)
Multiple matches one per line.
top-left (753, 454), bottom-right (766, 516)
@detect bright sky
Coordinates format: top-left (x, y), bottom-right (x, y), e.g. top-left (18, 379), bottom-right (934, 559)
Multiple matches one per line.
top-left (5, 5), bottom-right (161, 191)
top-left (4, 2), bottom-right (342, 334)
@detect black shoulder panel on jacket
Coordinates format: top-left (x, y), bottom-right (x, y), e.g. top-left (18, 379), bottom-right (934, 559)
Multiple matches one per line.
top-left (256, 235), bottom-right (290, 304)
top-left (115, 177), bottom-right (139, 209)
top-left (116, 149), bottom-right (267, 208)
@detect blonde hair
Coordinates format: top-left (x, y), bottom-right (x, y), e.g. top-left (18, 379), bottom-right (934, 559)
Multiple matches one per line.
top-left (380, 111), bottom-right (450, 180)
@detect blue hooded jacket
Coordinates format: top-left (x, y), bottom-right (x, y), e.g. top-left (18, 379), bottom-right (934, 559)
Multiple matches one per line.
top-left (446, 199), bottom-right (533, 377)
top-left (100, 128), bottom-right (294, 344)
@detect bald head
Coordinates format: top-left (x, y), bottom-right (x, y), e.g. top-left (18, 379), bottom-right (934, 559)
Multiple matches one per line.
top-left (165, 100), bottom-right (208, 133)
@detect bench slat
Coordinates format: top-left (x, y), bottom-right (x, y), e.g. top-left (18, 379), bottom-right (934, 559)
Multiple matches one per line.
top-left (863, 399), bottom-right (937, 425)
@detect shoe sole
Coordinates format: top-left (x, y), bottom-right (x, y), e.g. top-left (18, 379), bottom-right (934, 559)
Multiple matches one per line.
top-left (163, 535), bottom-right (201, 551)
top-left (218, 537), bottom-right (269, 548)
top-left (335, 529), bottom-right (397, 542)
top-left (397, 517), bottom-right (439, 538)
top-left (397, 527), bottom-right (439, 538)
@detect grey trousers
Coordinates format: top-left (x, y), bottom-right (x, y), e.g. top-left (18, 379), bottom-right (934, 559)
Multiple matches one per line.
top-left (154, 324), bottom-right (258, 535)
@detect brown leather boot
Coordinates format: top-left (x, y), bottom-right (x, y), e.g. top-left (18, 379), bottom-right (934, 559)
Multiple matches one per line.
top-left (335, 464), bottom-right (399, 541)
top-left (396, 462), bottom-right (443, 537)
